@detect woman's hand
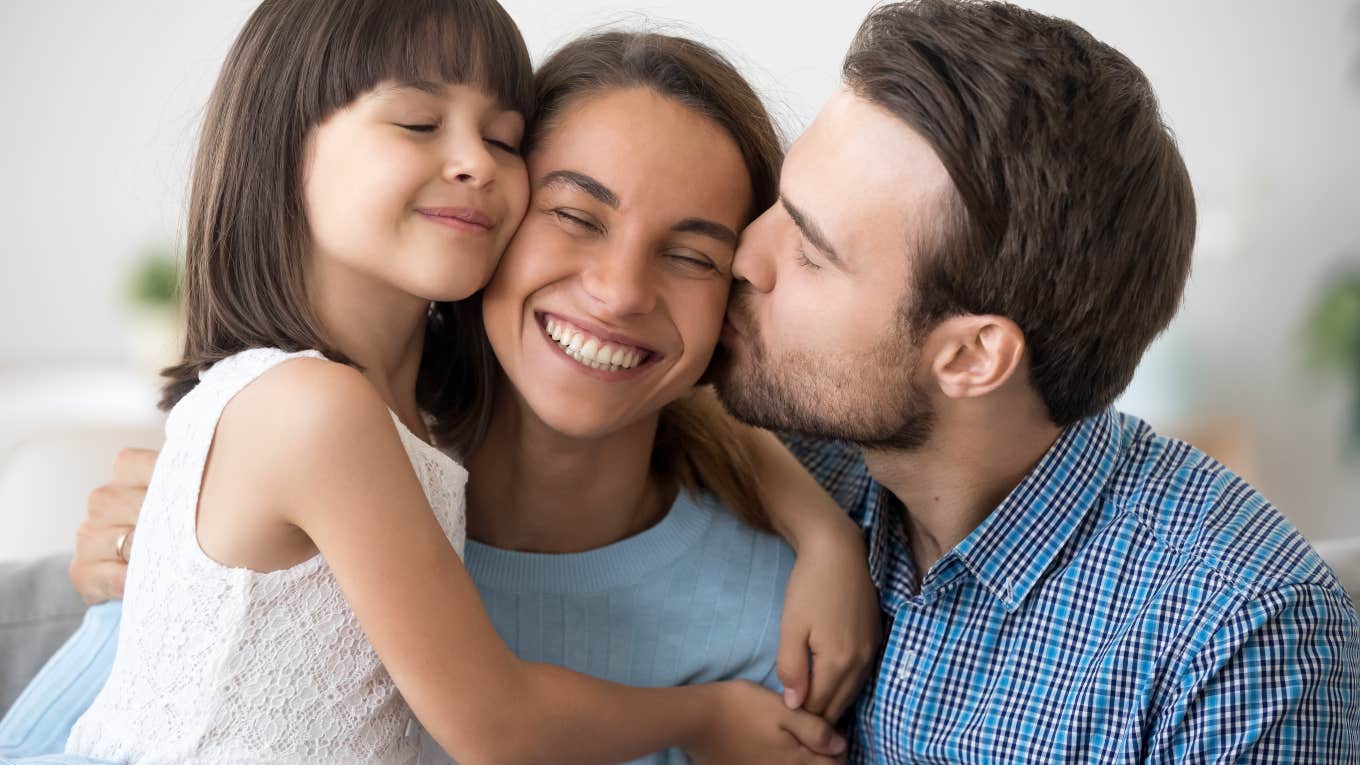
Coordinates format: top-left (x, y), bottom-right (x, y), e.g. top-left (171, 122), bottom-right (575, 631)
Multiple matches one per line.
top-left (69, 448), bottom-right (156, 604)
top-left (777, 517), bottom-right (881, 722)
top-left (734, 425), bottom-right (882, 722)
top-left (684, 680), bottom-right (847, 765)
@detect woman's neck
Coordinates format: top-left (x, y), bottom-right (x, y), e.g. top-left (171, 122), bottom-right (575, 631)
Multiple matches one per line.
top-left (307, 257), bottom-right (429, 435)
top-left (464, 387), bottom-right (671, 554)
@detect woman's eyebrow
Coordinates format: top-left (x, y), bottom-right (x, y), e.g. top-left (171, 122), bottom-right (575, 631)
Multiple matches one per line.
top-left (673, 218), bottom-right (737, 247)
top-left (540, 170), bottom-right (619, 208)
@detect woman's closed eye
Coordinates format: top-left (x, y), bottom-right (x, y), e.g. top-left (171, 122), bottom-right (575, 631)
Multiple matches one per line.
top-left (549, 208), bottom-right (604, 235)
top-left (667, 250), bottom-right (719, 273)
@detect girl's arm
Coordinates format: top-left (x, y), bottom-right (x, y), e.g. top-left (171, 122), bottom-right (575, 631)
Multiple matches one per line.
top-left (223, 360), bottom-right (845, 765)
top-left (690, 387), bottom-right (881, 722)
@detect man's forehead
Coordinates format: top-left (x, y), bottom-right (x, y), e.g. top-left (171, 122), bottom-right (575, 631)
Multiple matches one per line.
top-left (782, 88), bottom-right (954, 268)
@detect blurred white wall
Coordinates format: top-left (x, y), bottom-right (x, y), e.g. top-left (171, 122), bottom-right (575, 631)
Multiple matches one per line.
top-left (1, 1), bottom-right (1357, 540)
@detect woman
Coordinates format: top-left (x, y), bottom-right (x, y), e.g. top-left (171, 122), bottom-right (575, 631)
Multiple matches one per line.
top-left (1, 31), bottom-right (877, 765)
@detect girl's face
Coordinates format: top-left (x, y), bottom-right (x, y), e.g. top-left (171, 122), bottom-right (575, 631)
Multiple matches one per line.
top-left (302, 81), bottom-right (529, 304)
top-left (481, 87), bottom-right (752, 439)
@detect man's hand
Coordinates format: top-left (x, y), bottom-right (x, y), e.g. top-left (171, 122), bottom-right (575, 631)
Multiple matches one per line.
top-left (70, 448), bottom-right (157, 605)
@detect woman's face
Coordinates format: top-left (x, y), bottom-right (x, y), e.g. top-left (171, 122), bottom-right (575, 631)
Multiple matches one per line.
top-left (481, 87), bottom-right (752, 439)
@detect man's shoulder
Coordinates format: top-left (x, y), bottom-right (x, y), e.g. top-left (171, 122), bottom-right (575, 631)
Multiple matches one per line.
top-left (1105, 412), bottom-right (1343, 602)
top-left (777, 434), bottom-right (875, 523)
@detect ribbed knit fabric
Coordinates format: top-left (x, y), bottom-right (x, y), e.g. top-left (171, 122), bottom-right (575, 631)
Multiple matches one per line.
top-left (2, 491), bottom-right (792, 765)
top-left (417, 489), bottom-right (793, 765)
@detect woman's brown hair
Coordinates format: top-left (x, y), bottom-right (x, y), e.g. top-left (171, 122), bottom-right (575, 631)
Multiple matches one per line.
top-left (423, 31), bottom-right (785, 529)
top-left (160, 0), bottom-right (533, 409)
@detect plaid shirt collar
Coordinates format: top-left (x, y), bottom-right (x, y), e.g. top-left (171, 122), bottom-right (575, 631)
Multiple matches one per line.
top-left (864, 408), bottom-right (1125, 613)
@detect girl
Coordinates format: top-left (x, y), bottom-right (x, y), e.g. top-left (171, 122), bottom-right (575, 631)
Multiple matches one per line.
top-left (11, 2), bottom-right (873, 763)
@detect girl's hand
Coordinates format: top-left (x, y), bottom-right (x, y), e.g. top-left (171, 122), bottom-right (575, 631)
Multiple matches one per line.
top-left (778, 518), bottom-right (881, 722)
top-left (685, 680), bottom-right (848, 765)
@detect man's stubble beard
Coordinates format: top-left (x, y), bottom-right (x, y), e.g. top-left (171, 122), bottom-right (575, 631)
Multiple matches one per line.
top-left (711, 284), bottom-right (935, 451)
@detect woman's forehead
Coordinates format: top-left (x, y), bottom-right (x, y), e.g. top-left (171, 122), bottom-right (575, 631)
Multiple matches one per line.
top-left (529, 89), bottom-right (751, 228)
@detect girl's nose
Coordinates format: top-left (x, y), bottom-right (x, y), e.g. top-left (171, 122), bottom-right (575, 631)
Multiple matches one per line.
top-left (442, 132), bottom-right (497, 189)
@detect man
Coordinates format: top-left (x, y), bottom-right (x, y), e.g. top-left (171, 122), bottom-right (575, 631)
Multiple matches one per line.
top-left (12, 1), bottom-right (1360, 762)
top-left (707, 0), bottom-right (1360, 762)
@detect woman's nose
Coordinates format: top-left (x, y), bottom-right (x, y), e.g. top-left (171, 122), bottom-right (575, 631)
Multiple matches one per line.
top-left (581, 244), bottom-right (657, 317)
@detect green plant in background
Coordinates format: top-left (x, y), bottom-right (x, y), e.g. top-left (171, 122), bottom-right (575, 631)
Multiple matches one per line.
top-left (126, 246), bottom-right (182, 310)
top-left (1305, 266), bottom-right (1360, 450)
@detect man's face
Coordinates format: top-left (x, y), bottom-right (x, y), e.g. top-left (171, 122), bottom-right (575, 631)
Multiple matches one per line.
top-left (711, 87), bottom-right (955, 450)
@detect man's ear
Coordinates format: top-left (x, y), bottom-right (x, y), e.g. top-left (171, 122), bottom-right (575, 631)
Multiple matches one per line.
top-left (924, 315), bottom-right (1026, 400)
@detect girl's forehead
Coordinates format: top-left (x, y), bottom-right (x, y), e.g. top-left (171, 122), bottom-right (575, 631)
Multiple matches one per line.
top-left (365, 79), bottom-right (526, 119)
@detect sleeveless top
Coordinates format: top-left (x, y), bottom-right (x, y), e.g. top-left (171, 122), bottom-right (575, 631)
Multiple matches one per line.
top-left (66, 348), bottom-right (468, 764)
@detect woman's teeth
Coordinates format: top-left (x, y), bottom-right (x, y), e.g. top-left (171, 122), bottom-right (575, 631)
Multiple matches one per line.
top-left (545, 317), bottom-right (649, 372)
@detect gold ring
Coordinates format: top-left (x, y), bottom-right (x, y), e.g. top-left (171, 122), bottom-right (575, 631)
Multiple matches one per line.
top-left (114, 530), bottom-right (133, 563)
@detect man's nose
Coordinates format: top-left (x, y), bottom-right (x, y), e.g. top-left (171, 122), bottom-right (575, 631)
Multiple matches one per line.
top-left (732, 204), bottom-right (779, 293)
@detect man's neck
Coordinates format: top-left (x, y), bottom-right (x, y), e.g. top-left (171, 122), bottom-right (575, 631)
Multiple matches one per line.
top-left (463, 387), bottom-right (670, 554)
top-left (862, 398), bottom-right (1063, 580)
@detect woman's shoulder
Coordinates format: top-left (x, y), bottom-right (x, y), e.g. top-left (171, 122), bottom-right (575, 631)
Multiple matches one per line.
top-left (682, 490), bottom-right (795, 569)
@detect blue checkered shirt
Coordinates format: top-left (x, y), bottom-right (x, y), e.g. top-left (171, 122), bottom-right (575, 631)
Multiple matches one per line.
top-left (785, 408), bottom-right (1360, 763)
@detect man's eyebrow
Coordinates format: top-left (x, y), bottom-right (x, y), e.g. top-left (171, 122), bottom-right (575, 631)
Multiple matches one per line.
top-left (673, 218), bottom-right (738, 248)
top-left (780, 195), bottom-right (845, 267)
top-left (540, 170), bottom-right (620, 209)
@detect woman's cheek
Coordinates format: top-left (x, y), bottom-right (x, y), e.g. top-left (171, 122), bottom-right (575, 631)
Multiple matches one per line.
top-left (681, 278), bottom-right (733, 354)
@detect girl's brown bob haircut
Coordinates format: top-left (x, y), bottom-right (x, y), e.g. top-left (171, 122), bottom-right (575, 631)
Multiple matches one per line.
top-left (161, 0), bottom-right (533, 409)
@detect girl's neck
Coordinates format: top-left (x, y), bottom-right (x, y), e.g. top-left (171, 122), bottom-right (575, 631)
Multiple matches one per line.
top-left (307, 255), bottom-right (430, 436)
top-left (464, 387), bottom-right (671, 554)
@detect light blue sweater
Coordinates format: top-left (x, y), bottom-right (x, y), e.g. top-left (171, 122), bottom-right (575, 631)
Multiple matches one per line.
top-left (0, 490), bottom-right (793, 765)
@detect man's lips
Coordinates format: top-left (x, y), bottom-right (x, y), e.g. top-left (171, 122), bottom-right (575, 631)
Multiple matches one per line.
top-left (416, 207), bottom-right (496, 232)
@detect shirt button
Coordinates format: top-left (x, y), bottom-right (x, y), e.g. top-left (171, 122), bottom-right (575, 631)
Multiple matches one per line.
top-left (896, 649), bottom-right (917, 681)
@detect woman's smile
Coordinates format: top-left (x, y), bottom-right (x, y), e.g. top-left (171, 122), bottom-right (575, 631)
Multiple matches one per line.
top-left (536, 310), bottom-right (661, 381)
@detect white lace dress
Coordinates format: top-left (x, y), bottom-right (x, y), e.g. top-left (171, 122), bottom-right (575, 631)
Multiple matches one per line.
top-left (65, 348), bottom-right (468, 764)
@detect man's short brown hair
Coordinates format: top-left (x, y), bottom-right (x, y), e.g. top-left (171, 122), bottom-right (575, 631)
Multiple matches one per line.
top-left (843, 0), bottom-right (1196, 426)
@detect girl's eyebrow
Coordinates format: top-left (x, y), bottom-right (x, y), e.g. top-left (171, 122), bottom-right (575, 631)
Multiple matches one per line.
top-left (374, 79), bottom-right (447, 99)
top-left (372, 80), bottom-right (522, 118)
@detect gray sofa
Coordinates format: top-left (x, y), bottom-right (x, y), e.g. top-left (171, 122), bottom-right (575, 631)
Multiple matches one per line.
top-left (0, 555), bottom-right (85, 713)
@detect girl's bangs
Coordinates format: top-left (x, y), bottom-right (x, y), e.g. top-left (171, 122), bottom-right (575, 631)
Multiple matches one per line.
top-left (319, 0), bottom-right (535, 122)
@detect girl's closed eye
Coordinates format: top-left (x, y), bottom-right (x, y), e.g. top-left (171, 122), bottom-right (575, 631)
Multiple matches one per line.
top-left (485, 137), bottom-right (520, 154)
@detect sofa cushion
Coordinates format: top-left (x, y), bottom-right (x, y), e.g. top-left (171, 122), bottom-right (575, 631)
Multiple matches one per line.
top-left (0, 555), bottom-right (85, 714)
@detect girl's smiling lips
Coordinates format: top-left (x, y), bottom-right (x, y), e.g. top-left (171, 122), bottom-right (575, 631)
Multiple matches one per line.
top-left (416, 206), bottom-right (496, 234)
